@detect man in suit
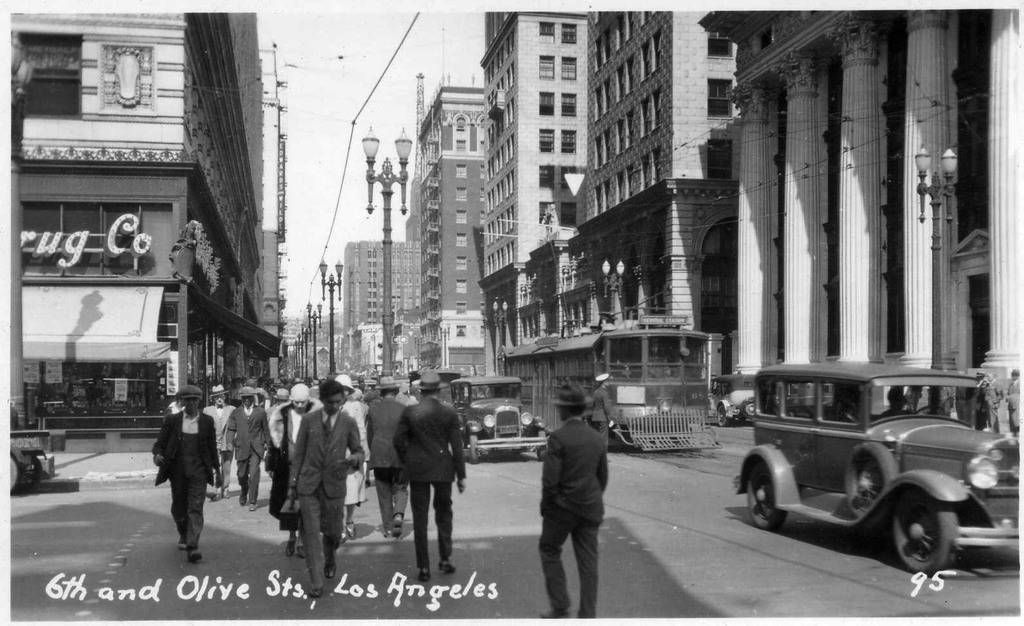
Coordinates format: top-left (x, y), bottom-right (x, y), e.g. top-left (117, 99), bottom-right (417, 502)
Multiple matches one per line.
top-left (587, 373), bottom-right (611, 443)
top-left (393, 370), bottom-right (466, 583)
top-left (366, 376), bottom-right (409, 538)
top-left (539, 384), bottom-right (609, 619)
top-left (153, 385), bottom-right (221, 563)
top-left (288, 377), bottom-right (364, 598)
top-left (203, 384), bottom-right (234, 501)
top-left (228, 386), bottom-right (269, 511)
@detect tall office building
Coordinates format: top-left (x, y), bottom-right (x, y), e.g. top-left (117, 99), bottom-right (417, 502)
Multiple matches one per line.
top-left (479, 12), bottom-right (590, 347)
top-left (260, 43), bottom-right (287, 378)
top-left (417, 85), bottom-right (487, 372)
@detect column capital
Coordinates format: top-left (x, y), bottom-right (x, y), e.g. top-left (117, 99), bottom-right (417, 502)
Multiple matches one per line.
top-left (830, 18), bottom-right (886, 68)
top-left (907, 10), bottom-right (949, 33)
top-left (732, 82), bottom-right (774, 121)
top-left (777, 53), bottom-right (819, 98)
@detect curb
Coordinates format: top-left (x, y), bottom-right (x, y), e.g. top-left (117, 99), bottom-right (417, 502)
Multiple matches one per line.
top-left (33, 473), bottom-right (161, 493)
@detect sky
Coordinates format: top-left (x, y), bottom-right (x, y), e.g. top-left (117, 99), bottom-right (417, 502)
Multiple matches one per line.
top-left (257, 11), bottom-right (486, 317)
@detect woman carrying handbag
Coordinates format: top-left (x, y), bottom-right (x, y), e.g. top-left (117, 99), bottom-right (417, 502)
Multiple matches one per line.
top-left (267, 383), bottom-right (319, 556)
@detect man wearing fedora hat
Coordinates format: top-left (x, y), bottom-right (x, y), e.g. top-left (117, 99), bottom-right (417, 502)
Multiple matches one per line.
top-left (204, 384), bottom-right (235, 501)
top-left (153, 385), bottom-right (221, 563)
top-left (393, 370), bottom-right (466, 583)
top-left (367, 376), bottom-right (409, 538)
top-left (539, 383), bottom-right (609, 619)
top-left (228, 386), bottom-right (269, 510)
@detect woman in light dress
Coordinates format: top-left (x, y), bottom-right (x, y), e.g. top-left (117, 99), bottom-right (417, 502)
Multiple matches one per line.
top-left (342, 387), bottom-right (369, 540)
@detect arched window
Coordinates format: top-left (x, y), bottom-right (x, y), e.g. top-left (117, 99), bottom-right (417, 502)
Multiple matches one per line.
top-left (454, 116), bottom-right (468, 151)
top-left (700, 219), bottom-right (738, 370)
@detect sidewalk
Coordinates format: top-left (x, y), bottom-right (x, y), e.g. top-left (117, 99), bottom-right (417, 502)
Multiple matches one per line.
top-left (39, 451), bottom-right (158, 491)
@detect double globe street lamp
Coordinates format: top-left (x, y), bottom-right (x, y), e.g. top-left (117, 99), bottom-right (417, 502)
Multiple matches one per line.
top-left (362, 127), bottom-right (412, 378)
top-left (914, 147), bottom-right (957, 371)
top-left (306, 302), bottom-right (322, 380)
top-left (602, 259), bottom-right (626, 322)
top-left (319, 259), bottom-right (343, 375)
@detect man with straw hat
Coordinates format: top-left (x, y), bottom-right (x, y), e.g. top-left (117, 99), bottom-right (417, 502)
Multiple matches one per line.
top-left (203, 384), bottom-right (234, 501)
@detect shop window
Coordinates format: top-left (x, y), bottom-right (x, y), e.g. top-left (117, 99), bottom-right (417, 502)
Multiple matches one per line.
top-left (27, 361), bottom-right (168, 422)
top-left (22, 34), bottom-right (82, 116)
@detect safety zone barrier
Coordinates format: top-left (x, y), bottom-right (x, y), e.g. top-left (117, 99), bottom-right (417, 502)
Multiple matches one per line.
top-left (613, 408), bottom-right (720, 451)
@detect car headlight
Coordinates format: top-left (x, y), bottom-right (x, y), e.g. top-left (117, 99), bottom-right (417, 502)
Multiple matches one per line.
top-left (467, 419), bottom-right (481, 433)
top-left (744, 402), bottom-right (756, 416)
top-left (483, 414), bottom-right (496, 428)
top-left (968, 455), bottom-right (999, 489)
top-left (520, 412), bottom-right (533, 426)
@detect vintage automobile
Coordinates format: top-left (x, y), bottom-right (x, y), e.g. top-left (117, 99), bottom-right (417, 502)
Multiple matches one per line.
top-left (10, 430), bottom-right (55, 494)
top-left (450, 376), bottom-right (546, 464)
top-left (708, 374), bottom-right (756, 427)
top-left (736, 363), bottom-right (1019, 573)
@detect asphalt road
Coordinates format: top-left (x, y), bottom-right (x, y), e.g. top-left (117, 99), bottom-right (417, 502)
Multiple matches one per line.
top-left (10, 427), bottom-right (1019, 620)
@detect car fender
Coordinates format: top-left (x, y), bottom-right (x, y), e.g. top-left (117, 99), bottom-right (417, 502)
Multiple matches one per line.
top-left (882, 469), bottom-right (971, 504)
top-left (736, 445), bottom-right (800, 506)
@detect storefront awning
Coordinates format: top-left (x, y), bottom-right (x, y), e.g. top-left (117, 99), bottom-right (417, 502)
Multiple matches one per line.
top-left (22, 285), bottom-right (170, 362)
top-left (188, 284), bottom-right (281, 359)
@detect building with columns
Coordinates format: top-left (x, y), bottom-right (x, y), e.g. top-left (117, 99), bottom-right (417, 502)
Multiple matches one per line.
top-left (701, 9), bottom-right (1021, 375)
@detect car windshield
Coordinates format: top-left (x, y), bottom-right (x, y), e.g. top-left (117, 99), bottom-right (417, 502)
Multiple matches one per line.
top-left (869, 381), bottom-right (979, 425)
top-left (471, 384), bottom-right (520, 400)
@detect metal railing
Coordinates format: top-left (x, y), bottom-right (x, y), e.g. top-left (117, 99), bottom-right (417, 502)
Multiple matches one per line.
top-left (612, 407), bottom-right (719, 451)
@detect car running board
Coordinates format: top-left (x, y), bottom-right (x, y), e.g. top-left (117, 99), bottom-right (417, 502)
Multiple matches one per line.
top-left (780, 490), bottom-right (862, 526)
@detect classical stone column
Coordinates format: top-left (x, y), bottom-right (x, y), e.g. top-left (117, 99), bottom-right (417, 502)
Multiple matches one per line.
top-left (779, 53), bottom-right (825, 364)
top-left (983, 9), bottom-right (1021, 372)
top-left (832, 19), bottom-right (885, 362)
top-left (732, 83), bottom-right (773, 373)
top-left (901, 10), bottom-right (951, 368)
top-left (663, 187), bottom-right (691, 327)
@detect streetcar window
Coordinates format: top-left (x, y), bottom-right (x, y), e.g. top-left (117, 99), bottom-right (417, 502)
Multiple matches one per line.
top-left (648, 336), bottom-right (678, 362)
top-left (609, 337), bottom-right (642, 362)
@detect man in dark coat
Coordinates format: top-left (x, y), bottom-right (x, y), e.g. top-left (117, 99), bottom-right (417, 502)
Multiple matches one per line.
top-left (367, 377), bottom-right (409, 538)
top-left (228, 386), bottom-right (269, 511)
top-left (393, 370), bottom-right (467, 583)
top-left (153, 385), bottom-right (221, 563)
top-left (587, 373), bottom-right (611, 443)
top-left (288, 378), bottom-right (364, 598)
top-left (539, 383), bottom-right (609, 619)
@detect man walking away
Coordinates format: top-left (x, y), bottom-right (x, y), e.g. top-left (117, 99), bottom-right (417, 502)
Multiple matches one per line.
top-left (203, 384), bottom-right (234, 501)
top-left (393, 370), bottom-right (466, 582)
top-left (539, 384), bottom-right (609, 619)
top-left (228, 386), bottom-right (269, 510)
top-left (367, 376), bottom-right (409, 538)
top-left (153, 385), bottom-right (221, 563)
top-left (288, 378), bottom-right (364, 598)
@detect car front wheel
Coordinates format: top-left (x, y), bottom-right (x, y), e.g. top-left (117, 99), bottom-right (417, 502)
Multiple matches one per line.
top-left (892, 490), bottom-right (958, 574)
top-left (746, 463), bottom-right (787, 531)
top-left (845, 443), bottom-right (898, 516)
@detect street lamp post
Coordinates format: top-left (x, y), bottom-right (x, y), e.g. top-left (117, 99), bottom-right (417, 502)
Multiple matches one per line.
top-left (363, 127), bottom-right (412, 378)
top-left (492, 300), bottom-right (508, 374)
top-left (914, 147), bottom-right (958, 371)
top-left (602, 259), bottom-right (626, 322)
top-left (320, 259), bottom-right (343, 375)
top-left (301, 327), bottom-right (310, 379)
top-left (441, 326), bottom-right (450, 368)
top-left (307, 302), bottom-right (322, 380)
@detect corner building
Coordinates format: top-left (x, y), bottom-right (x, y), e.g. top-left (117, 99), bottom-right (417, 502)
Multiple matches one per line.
top-left (701, 9), bottom-right (1021, 375)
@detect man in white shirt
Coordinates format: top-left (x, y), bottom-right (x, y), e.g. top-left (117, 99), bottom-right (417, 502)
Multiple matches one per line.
top-left (203, 385), bottom-right (234, 501)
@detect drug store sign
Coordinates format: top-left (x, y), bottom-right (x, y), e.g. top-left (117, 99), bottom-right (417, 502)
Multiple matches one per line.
top-left (21, 213), bottom-right (153, 268)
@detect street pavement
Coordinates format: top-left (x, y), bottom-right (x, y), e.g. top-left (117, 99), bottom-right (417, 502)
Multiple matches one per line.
top-left (9, 426), bottom-right (1020, 621)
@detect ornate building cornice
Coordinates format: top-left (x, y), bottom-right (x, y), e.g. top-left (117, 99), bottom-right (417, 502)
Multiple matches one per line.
top-left (731, 82), bottom-right (774, 120)
top-left (23, 145), bottom-right (190, 162)
top-left (777, 53), bottom-right (819, 98)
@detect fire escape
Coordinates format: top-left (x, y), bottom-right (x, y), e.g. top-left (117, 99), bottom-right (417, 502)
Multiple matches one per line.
top-left (422, 131), bottom-right (441, 365)
top-left (276, 90), bottom-right (288, 337)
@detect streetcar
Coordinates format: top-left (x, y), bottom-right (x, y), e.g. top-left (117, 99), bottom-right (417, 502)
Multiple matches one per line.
top-left (504, 317), bottom-right (722, 450)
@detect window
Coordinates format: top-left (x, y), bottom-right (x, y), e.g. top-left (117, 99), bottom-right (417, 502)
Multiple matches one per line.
top-left (616, 14), bottom-right (625, 48)
top-left (708, 139), bottom-right (733, 179)
top-left (602, 29), bottom-right (612, 62)
top-left (456, 233), bottom-right (467, 247)
top-left (539, 92), bottom-right (555, 116)
top-left (561, 23), bottom-right (577, 44)
top-left (561, 130), bottom-right (577, 154)
top-left (456, 139), bottom-right (467, 151)
top-left (539, 22), bottom-right (555, 42)
top-left (616, 66), bottom-right (626, 100)
top-left (617, 118), bottom-right (627, 151)
top-left (783, 381), bottom-right (817, 420)
top-left (560, 202), bottom-right (577, 227)
top-left (455, 163), bottom-right (467, 178)
top-left (616, 171), bottom-right (626, 203)
top-left (456, 302), bottom-right (467, 315)
top-left (625, 110), bottom-right (635, 148)
top-left (539, 128), bottom-right (555, 152)
top-left (456, 256), bottom-right (467, 271)
top-left (456, 279), bottom-right (468, 294)
top-left (456, 187), bottom-right (467, 201)
top-left (539, 165), bottom-right (555, 187)
top-left (641, 42), bottom-right (650, 78)
top-left (540, 202), bottom-right (556, 224)
top-left (456, 325), bottom-right (467, 337)
top-left (23, 35), bottom-right (82, 116)
top-left (651, 148), bottom-right (662, 184)
top-left (708, 79), bottom-right (732, 117)
top-left (539, 56), bottom-right (555, 80)
top-left (602, 79), bottom-right (611, 112)
top-left (561, 93), bottom-right (577, 117)
top-left (456, 210), bottom-right (468, 224)
top-left (708, 31), bottom-right (732, 57)
top-left (652, 31), bottom-right (662, 71)
top-left (561, 57), bottom-right (577, 81)
top-left (626, 56), bottom-right (635, 93)
top-left (595, 136), bottom-right (605, 166)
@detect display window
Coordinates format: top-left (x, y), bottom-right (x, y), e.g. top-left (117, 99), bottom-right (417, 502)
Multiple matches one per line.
top-left (25, 361), bottom-right (168, 419)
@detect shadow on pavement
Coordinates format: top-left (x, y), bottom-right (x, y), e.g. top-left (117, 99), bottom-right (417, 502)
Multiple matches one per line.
top-left (12, 499), bottom-right (721, 621)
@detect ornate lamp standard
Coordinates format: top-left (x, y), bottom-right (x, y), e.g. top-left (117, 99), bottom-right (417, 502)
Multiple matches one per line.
top-left (914, 147), bottom-right (957, 371)
top-left (307, 302), bottom-right (322, 380)
top-left (441, 326), bottom-right (451, 368)
top-left (362, 127), bottom-right (412, 377)
top-left (301, 326), bottom-right (310, 379)
top-left (320, 259), bottom-right (343, 375)
top-left (492, 299), bottom-right (508, 374)
top-left (602, 259), bottom-right (626, 322)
